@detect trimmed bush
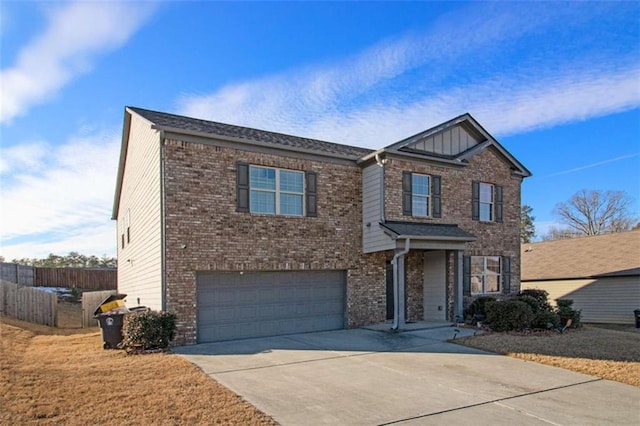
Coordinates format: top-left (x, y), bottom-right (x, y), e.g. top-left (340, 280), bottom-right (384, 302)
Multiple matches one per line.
top-left (556, 299), bottom-right (581, 328)
top-left (465, 296), bottom-right (496, 321)
top-left (122, 310), bottom-right (177, 352)
top-left (485, 300), bottom-right (533, 332)
top-left (531, 310), bottom-right (560, 330)
top-left (518, 289), bottom-right (552, 312)
top-left (517, 295), bottom-right (541, 314)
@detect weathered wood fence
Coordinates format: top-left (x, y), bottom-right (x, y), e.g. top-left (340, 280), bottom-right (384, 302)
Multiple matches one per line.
top-left (35, 268), bottom-right (117, 290)
top-left (82, 290), bottom-right (117, 328)
top-left (0, 280), bottom-right (57, 326)
top-left (0, 263), bottom-right (117, 290)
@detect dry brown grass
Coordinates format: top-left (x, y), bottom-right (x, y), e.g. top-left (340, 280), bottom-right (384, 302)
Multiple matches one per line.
top-left (453, 326), bottom-right (640, 387)
top-left (0, 314), bottom-right (277, 425)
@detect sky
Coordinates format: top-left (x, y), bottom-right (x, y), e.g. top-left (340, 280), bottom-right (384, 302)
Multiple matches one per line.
top-left (0, 1), bottom-right (639, 261)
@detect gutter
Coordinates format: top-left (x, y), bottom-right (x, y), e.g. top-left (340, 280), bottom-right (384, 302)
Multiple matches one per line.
top-left (391, 238), bottom-right (410, 331)
top-left (159, 130), bottom-right (167, 311)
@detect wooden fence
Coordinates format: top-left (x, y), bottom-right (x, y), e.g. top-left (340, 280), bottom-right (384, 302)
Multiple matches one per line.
top-left (35, 268), bottom-right (116, 290)
top-left (81, 290), bottom-right (117, 328)
top-left (0, 280), bottom-right (57, 326)
top-left (0, 262), bottom-right (34, 285)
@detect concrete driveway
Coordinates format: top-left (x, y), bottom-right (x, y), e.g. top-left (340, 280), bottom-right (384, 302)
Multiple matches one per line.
top-left (175, 326), bottom-right (640, 425)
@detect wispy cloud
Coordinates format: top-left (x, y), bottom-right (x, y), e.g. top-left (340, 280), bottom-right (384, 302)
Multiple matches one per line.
top-left (0, 131), bottom-right (120, 259)
top-left (178, 2), bottom-right (640, 147)
top-left (544, 153), bottom-right (640, 178)
top-left (0, 1), bottom-right (156, 123)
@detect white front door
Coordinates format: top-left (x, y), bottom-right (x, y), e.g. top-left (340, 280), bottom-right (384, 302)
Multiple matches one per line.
top-left (423, 251), bottom-right (447, 321)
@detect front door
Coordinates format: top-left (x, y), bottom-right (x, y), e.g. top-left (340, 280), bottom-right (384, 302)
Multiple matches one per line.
top-left (423, 251), bottom-right (447, 321)
top-left (386, 261), bottom-right (407, 320)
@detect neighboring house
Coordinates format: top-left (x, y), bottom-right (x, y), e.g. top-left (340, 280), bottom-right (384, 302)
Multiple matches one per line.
top-left (112, 107), bottom-right (531, 345)
top-left (521, 231), bottom-right (640, 324)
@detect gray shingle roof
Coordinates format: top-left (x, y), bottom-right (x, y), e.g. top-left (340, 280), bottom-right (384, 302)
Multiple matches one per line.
top-left (521, 231), bottom-right (640, 280)
top-left (128, 107), bottom-right (373, 160)
top-left (380, 221), bottom-right (477, 240)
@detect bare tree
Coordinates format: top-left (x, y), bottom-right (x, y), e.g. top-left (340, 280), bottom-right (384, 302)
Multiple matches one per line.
top-left (552, 189), bottom-right (636, 236)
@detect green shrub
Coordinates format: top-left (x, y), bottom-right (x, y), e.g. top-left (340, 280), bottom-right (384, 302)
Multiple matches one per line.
top-left (517, 295), bottom-right (541, 314)
top-left (531, 310), bottom-right (560, 330)
top-left (485, 300), bottom-right (533, 332)
top-left (122, 310), bottom-right (177, 352)
top-left (465, 296), bottom-right (496, 320)
top-left (556, 299), bottom-right (581, 328)
top-left (518, 289), bottom-right (552, 312)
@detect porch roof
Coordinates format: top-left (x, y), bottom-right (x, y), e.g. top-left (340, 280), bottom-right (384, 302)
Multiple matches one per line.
top-left (380, 221), bottom-right (477, 242)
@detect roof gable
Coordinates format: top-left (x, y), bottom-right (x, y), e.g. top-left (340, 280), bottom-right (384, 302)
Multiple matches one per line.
top-left (521, 231), bottom-right (640, 281)
top-left (364, 113), bottom-right (531, 177)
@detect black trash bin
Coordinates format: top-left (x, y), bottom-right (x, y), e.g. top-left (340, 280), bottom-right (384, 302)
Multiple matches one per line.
top-left (94, 294), bottom-right (128, 349)
top-left (634, 309), bottom-right (640, 329)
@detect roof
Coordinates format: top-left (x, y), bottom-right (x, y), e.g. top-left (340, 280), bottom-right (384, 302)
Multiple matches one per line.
top-left (521, 231), bottom-right (640, 281)
top-left (358, 113), bottom-right (532, 177)
top-left (128, 107), bottom-right (373, 160)
top-left (380, 221), bottom-right (477, 241)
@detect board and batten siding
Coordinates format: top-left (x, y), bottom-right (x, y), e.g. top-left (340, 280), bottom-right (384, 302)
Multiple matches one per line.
top-left (117, 113), bottom-right (163, 310)
top-left (362, 164), bottom-right (394, 253)
top-left (405, 124), bottom-right (480, 157)
top-left (522, 276), bottom-right (640, 324)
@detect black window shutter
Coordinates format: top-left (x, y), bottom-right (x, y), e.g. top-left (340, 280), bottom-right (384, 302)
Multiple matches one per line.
top-left (502, 256), bottom-right (511, 294)
top-left (463, 255), bottom-right (471, 296)
top-left (495, 185), bottom-right (503, 223)
top-left (306, 171), bottom-right (318, 217)
top-left (431, 175), bottom-right (441, 218)
top-left (236, 162), bottom-right (249, 213)
top-left (402, 171), bottom-right (412, 216)
top-left (472, 181), bottom-right (480, 221)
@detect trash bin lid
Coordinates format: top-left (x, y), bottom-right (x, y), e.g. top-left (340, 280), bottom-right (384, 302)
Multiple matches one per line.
top-left (93, 293), bottom-right (127, 316)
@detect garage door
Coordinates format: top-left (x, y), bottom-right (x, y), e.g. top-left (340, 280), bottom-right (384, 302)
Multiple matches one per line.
top-left (196, 270), bottom-right (346, 343)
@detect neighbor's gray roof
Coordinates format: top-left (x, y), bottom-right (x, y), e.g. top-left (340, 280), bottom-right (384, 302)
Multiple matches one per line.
top-left (521, 230), bottom-right (640, 281)
top-left (380, 221), bottom-right (477, 241)
top-left (128, 107), bottom-right (373, 160)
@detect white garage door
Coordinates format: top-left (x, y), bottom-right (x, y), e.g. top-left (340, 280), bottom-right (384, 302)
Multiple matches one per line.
top-left (196, 270), bottom-right (346, 343)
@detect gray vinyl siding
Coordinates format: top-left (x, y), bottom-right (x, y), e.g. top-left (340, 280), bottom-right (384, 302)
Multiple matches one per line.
top-left (362, 164), bottom-right (394, 253)
top-left (117, 113), bottom-right (163, 310)
top-left (522, 276), bottom-right (640, 324)
top-left (405, 124), bottom-right (480, 156)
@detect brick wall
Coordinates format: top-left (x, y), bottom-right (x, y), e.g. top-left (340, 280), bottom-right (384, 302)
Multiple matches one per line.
top-left (163, 139), bottom-right (386, 344)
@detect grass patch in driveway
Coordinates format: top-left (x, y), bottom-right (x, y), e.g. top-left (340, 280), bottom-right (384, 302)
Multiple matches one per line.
top-left (452, 326), bottom-right (640, 387)
top-left (0, 316), bottom-right (277, 425)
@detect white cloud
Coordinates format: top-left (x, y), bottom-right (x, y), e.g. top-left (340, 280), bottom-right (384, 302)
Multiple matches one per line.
top-left (0, 1), bottom-right (155, 123)
top-left (0, 130), bottom-right (120, 259)
top-left (178, 3), bottom-right (640, 148)
top-left (0, 141), bottom-right (48, 174)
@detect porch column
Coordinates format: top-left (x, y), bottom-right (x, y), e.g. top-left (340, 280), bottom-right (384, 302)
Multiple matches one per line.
top-left (397, 254), bottom-right (406, 329)
top-left (455, 250), bottom-right (464, 321)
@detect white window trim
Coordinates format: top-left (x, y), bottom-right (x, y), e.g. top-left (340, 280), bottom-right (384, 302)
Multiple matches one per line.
top-left (249, 166), bottom-right (305, 216)
top-left (411, 173), bottom-right (431, 218)
top-left (471, 256), bottom-right (502, 295)
top-left (479, 182), bottom-right (494, 222)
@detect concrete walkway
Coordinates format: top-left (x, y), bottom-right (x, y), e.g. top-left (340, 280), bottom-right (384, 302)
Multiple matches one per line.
top-left (175, 326), bottom-right (640, 425)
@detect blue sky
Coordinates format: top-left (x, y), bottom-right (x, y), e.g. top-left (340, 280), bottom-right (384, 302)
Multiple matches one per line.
top-left (1, 1), bottom-right (639, 260)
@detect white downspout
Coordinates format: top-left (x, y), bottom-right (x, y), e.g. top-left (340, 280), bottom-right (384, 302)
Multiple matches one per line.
top-left (391, 238), bottom-right (410, 331)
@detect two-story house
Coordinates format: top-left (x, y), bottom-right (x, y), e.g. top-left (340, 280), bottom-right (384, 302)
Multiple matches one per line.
top-left (112, 107), bottom-right (531, 345)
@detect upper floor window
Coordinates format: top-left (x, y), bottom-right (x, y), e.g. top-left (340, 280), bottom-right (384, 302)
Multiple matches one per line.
top-left (472, 181), bottom-right (503, 223)
top-left (479, 183), bottom-right (494, 221)
top-left (402, 171), bottom-right (441, 218)
top-left (249, 165), bottom-right (304, 216)
top-left (411, 174), bottom-right (430, 217)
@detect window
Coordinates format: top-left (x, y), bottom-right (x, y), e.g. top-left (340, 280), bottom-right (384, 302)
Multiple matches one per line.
top-left (411, 174), bottom-right (430, 217)
top-left (479, 183), bottom-right (493, 221)
top-left (249, 166), bottom-right (304, 216)
top-left (472, 181), bottom-right (503, 223)
top-left (470, 256), bottom-right (501, 294)
top-left (402, 172), bottom-right (441, 218)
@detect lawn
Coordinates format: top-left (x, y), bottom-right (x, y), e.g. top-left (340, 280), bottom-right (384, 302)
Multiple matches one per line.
top-left (452, 324), bottom-right (640, 387)
top-left (0, 310), bottom-right (277, 425)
